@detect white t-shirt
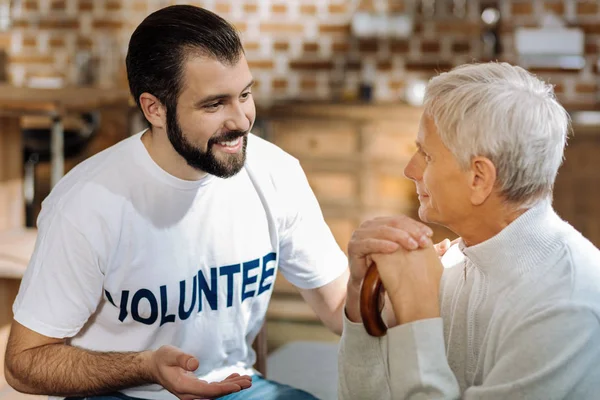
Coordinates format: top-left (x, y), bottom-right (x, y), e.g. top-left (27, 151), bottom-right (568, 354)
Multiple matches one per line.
top-left (13, 131), bottom-right (347, 400)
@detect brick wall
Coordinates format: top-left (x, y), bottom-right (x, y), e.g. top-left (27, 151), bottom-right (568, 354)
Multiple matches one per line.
top-left (1, 0), bottom-right (599, 107)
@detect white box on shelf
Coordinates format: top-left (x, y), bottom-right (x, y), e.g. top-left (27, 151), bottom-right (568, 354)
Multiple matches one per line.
top-left (515, 28), bottom-right (584, 56)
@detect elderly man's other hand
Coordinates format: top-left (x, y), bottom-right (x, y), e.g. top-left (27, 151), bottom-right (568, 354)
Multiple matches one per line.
top-left (371, 244), bottom-right (443, 325)
top-left (345, 215), bottom-right (433, 323)
top-left (347, 216), bottom-right (433, 288)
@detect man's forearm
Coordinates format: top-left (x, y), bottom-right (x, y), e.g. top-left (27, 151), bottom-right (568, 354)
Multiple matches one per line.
top-left (315, 287), bottom-right (347, 335)
top-left (5, 343), bottom-right (154, 397)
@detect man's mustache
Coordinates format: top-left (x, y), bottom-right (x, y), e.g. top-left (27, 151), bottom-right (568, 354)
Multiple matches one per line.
top-left (208, 130), bottom-right (248, 146)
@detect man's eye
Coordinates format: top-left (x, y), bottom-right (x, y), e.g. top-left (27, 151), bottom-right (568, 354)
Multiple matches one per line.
top-left (241, 92), bottom-right (252, 99)
top-left (205, 102), bottom-right (222, 109)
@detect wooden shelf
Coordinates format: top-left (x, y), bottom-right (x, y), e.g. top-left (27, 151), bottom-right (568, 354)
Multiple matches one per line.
top-left (264, 102), bottom-right (424, 123)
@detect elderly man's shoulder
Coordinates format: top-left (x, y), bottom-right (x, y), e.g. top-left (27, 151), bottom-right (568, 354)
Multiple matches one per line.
top-left (493, 244), bottom-right (600, 344)
top-left (562, 227), bottom-right (600, 266)
top-left (515, 227), bottom-right (600, 316)
top-left (559, 226), bottom-right (600, 297)
top-left (490, 226), bottom-right (600, 324)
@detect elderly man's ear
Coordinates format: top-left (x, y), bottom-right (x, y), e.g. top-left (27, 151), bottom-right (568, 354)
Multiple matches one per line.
top-left (469, 157), bottom-right (497, 206)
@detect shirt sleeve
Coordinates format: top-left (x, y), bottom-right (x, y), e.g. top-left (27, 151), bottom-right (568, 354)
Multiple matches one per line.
top-left (386, 318), bottom-right (460, 399)
top-left (338, 315), bottom-right (459, 400)
top-left (275, 159), bottom-right (348, 289)
top-left (12, 209), bottom-right (104, 338)
top-left (338, 314), bottom-right (393, 400)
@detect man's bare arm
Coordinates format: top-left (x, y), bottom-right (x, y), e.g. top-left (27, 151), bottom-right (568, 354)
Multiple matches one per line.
top-left (299, 269), bottom-right (349, 335)
top-left (4, 321), bottom-right (152, 396)
top-left (4, 321), bottom-right (251, 399)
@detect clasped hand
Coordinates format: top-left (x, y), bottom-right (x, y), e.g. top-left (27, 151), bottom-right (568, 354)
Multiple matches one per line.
top-left (347, 215), bottom-right (451, 326)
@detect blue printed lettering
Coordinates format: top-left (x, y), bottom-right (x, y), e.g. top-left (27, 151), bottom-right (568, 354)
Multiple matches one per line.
top-left (198, 267), bottom-right (218, 311)
top-left (116, 252), bottom-right (277, 325)
top-left (241, 259), bottom-right (260, 302)
top-left (105, 290), bottom-right (116, 307)
top-left (179, 276), bottom-right (197, 320)
top-left (131, 289), bottom-right (158, 325)
top-left (118, 290), bottom-right (129, 322)
top-left (258, 252), bottom-right (276, 295)
top-left (220, 264), bottom-right (241, 308)
top-left (159, 285), bottom-right (176, 326)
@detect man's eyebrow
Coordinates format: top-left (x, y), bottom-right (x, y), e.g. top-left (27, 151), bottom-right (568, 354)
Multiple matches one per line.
top-left (196, 93), bottom-right (229, 106)
top-left (195, 80), bottom-right (255, 106)
top-left (243, 80), bottom-right (255, 91)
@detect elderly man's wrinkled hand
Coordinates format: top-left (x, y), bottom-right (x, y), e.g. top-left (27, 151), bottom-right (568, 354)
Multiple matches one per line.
top-left (344, 215), bottom-right (434, 323)
top-left (347, 215), bottom-right (434, 288)
top-left (371, 244), bottom-right (443, 325)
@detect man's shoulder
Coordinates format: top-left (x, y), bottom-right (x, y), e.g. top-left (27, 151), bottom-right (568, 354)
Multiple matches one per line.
top-left (246, 133), bottom-right (299, 165)
top-left (245, 133), bottom-right (303, 184)
top-left (42, 135), bottom-right (140, 217)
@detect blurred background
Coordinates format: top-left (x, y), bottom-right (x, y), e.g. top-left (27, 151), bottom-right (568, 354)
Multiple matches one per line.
top-left (0, 0), bottom-right (599, 398)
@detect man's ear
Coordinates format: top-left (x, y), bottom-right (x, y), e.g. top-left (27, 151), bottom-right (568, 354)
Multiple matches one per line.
top-left (139, 93), bottom-right (166, 130)
top-left (469, 156), bottom-right (497, 206)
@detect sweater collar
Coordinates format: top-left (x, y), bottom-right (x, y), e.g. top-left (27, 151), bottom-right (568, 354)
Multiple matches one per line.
top-left (458, 200), bottom-right (565, 277)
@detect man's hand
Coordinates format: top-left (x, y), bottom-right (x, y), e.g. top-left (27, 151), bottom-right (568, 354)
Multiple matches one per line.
top-left (148, 345), bottom-right (252, 400)
top-left (371, 244), bottom-right (443, 325)
top-left (347, 216), bottom-right (433, 287)
top-left (433, 237), bottom-right (460, 257)
top-left (345, 216), bottom-right (433, 322)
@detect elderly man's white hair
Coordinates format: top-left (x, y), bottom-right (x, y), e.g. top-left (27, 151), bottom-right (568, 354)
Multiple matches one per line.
top-left (424, 62), bottom-right (570, 208)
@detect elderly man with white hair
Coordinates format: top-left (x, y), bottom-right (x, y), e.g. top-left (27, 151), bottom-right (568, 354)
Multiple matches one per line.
top-left (339, 62), bottom-right (600, 399)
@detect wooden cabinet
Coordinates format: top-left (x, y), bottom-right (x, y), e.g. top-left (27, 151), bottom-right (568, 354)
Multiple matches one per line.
top-left (264, 103), bottom-right (454, 253)
top-left (553, 124), bottom-right (600, 248)
top-left (261, 103), bottom-right (455, 326)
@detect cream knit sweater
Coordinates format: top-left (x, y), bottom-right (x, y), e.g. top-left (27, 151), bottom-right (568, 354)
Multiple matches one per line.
top-left (339, 201), bottom-right (600, 399)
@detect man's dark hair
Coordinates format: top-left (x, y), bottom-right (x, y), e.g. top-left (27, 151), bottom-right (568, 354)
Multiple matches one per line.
top-left (126, 5), bottom-right (244, 120)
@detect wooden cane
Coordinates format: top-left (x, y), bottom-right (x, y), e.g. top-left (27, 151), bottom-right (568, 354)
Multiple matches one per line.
top-left (359, 262), bottom-right (388, 337)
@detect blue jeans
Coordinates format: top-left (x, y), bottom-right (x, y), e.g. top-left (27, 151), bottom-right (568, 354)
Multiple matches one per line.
top-left (217, 375), bottom-right (318, 399)
top-left (66, 375), bottom-right (318, 400)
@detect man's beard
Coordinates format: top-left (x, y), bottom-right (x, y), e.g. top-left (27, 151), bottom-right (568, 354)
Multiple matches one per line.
top-left (165, 107), bottom-right (248, 179)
